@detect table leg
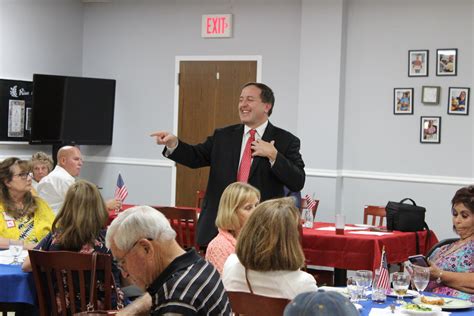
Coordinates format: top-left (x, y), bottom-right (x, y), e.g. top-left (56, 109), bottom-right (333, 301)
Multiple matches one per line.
top-left (334, 268), bottom-right (347, 286)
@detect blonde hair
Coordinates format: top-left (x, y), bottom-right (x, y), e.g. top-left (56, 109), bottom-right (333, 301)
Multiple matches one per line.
top-left (236, 197), bottom-right (305, 271)
top-left (52, 180), bottom-right (108, 250)
top-left (0, 157), bottom-right (37, 218)
top-left (215, 182), bottom-right (260, 233)
top-left (31, 152), bottom-right (54, 172)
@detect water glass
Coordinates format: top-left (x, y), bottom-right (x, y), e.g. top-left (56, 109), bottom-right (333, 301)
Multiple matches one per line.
top-left (9, 239), bottom-right (24, 265)
top-left (372, 268), bottom-right (387, 303)
top-left (355, 270), bottom-right (373, 301)
top-left (413, 265), bottom-right (430, 295)
top-left (392, 271), bottom-right (410, 305)
top-left (335, 214), bottom-right (345, 235)
top-left (301, 209), bottom-right (314, 228)
top-left (347, 277), bottom-right (360, 303)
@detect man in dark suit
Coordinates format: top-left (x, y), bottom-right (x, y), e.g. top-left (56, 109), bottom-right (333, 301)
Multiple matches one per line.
top-left (151, 82), bottom-right (305, 246)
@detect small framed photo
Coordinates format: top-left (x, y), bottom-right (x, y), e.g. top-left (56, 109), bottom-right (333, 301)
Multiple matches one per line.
top-left (422, 86), bottom-right (440, 105)
top-left (394, 88), bottom-right (414, 115)
top-left (420, 116), bottom-right (441, 144)
top-left (447, 87), bottom-right (469, 115)
top-left (436, 48), bottom-right (457, 76)
top-left (408, 50), bottom-right (429, 77)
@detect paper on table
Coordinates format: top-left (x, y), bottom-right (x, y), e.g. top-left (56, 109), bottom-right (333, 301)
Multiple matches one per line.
top-left (369, 307), bottom-right (450, 315)
top-left (348, 231), bottom-right (393, 236)
top-left (316, 226), bottom-right (369, 231)
top-left (0, 249), bottom-right (29, 265)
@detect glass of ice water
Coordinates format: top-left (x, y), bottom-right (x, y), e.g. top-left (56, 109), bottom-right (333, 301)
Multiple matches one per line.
top-left (413, 265), bottom-right (430, 296)
top-left (9, 239), bottom-right (24, 265)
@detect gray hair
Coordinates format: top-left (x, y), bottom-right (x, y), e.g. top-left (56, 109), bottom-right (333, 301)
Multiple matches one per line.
top-left (106, 205), bottom-right (176, 251)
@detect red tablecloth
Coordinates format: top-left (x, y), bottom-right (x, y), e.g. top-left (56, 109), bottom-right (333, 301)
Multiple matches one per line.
top-left (302, 222), bottom-right (439, 272)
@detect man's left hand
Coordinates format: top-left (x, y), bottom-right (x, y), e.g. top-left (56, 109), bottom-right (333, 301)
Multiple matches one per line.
top-left (251, 139), bottom-right (277, 161)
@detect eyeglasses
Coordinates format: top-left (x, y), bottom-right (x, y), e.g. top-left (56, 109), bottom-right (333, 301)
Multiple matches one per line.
top-left (115, 238), bottom-right (153, 272)
top-left (13, 172), bottom-right (32, 180)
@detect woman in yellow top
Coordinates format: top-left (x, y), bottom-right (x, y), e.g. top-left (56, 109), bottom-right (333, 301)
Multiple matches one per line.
top-left (0, 157), bottom-right (54, 249)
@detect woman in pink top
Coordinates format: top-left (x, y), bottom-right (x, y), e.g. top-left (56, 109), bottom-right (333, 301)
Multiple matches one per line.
top-left (205, 182), bottom-right (260, 274)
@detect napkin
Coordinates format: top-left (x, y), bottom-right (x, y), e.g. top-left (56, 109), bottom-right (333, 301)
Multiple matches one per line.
top-left (316, 226), bottom-right (369, 231)
top-left (348, 231), bottom-right (393, 236)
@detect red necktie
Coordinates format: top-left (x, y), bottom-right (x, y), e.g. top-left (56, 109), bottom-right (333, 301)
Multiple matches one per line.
top-left (237, 129), bottom-right (256, 183)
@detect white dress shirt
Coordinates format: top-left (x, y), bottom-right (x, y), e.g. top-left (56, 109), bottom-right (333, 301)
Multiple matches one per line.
top-left (37, 165), bottom-right (75, 214)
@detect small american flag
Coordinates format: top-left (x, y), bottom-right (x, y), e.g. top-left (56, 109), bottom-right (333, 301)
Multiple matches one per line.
top-left (376, 247), bottom-right (390, 290)
top-left (304, 194), bottom-right (316, 210)
top-left (114, 173), bottom-right (128, 202)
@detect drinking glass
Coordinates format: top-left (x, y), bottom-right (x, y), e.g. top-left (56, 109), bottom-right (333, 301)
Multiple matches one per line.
top-left (372, 268), bottom-right (387, 303)
top-left (335, 214), bottom-right (345, 235)
top-left (392, 271), bottom-right (411, 305)
top-left (9, 239), bottom-right (24, 265)
top-left (346, 277), bottom-right (360, 303)
top-left (355, 270), bottom-right (373, 301)
top-left (413, 266), bottom-right (430, 296)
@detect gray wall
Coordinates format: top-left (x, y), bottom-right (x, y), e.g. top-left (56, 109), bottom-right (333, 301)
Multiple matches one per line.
top-left (1, 0), bottom-right (473, 240)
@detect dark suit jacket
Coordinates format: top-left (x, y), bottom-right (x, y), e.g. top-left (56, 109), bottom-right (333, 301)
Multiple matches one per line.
top-left (165, 122), bottom-right (305, 245)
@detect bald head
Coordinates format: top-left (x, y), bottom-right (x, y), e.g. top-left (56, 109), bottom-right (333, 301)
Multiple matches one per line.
top-left (57, 146), bottom-right (83, 177)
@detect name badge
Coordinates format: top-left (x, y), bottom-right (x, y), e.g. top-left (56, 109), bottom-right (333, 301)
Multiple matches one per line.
top-left (6, 220), bottom-right (15, 228)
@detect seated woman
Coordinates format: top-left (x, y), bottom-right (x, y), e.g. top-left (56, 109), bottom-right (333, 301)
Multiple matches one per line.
top-left (22, 180), bottom-right (126, 309)
top-left (205, 182), bottom-right (260, 274)
top-left (222, 197), bottom-right (317, 299)
top-left (30, 152), bottom-right (54, 190)
top-left (0, 157), bottom-right (54, 249)
top-left (426, 185), bottom-right (474, 302)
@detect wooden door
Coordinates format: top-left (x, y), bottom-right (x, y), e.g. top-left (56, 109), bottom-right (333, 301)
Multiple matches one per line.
top-left (176, 61), bottom-right (257, 207)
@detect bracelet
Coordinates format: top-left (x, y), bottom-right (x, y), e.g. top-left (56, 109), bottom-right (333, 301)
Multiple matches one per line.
top-left (436, 271), bottom-right (443, 284)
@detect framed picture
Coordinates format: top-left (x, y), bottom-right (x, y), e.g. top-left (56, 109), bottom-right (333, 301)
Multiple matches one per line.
top-left (394, 88), bottom-right (414, 115)
top-left (422, 86), bottom-right (440, 105)
top-left (420, 116), bottom-right (441, 144)
top-left (447, 87), bottom-right (469, 115)
top-left (436, 48), bottom-right (457, 76)
top-left (408, 50), bottom-right (429, 77)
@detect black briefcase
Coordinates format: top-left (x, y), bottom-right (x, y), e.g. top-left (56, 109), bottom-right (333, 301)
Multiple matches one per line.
top-left (385, 198), bottom-right (428, 232)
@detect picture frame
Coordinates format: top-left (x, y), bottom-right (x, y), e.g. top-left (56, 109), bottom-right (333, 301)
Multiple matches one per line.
top-left (436, 48), bottom-right (457, 76)
top-left (408, 50), bottom-right (429, 77)
top-left (447, 87), bottom-right (469, 115)
top-left (394, 88), bottom-right (414, 115)
top-left (421, 86), bottom-right (440, 105)
top-left (420, 116), bottom-right (441, 144)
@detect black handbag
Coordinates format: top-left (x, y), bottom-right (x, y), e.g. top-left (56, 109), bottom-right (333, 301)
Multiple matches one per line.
top-left (385, 198), bottom-right (428, 232)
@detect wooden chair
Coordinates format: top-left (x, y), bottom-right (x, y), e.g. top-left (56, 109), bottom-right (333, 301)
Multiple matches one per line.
top-left (363, 205), bottom-right (386, 226)
top-left (153, 206), bottom-right (200, 251)
top-left (227, 291), bottom-right (290, 316)
top-left (195, 190), bottom-right (206, 211)
top-left (28, 250), bottom-right (113, 316)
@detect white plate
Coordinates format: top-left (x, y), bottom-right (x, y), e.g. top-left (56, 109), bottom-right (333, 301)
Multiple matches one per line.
top-left (412, 296), bottom-right (474, 310)
top-left (400, 303), bottom-right (442, 315)
top-left (353, 303), bottom-right (362, 311)
top-left (318, 286), bottom-right (349, 298)
top-left (387, 289), bottom-right (419, 298)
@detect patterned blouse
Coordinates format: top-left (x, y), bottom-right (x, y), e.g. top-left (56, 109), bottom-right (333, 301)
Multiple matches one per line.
top-left (426, 240), bottom-right (473, 302)
top-left (36, 229), bottom-right (126, 311)
top-left (205, 229), bottom-right (237, 274)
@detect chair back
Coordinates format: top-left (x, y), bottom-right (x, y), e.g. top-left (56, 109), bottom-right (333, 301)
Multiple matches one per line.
top-left (300, 198), bottom-right (320, 218)
top-left (363, 205), bottom-right (386, 226)
top-left (227, 291), bottom-right (290, 316)
top-left (28, 250), bottom-right (113, 316)
top-left (153, 206), bottom-right (200, 251)
top-left (426, 237), bottom-right (459, 258)
top-left (195, 190), bottom-right (206, 210)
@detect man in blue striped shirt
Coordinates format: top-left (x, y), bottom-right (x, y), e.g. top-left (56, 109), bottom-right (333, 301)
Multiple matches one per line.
top-left (106, 205), bottom-right (231, 315)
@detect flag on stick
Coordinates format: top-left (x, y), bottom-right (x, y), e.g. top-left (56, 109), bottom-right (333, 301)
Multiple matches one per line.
top-left (304, 194), bottom-right (317, 210)
top-left (376, 246), bottom-right (391, 290)
top-left (114, 173), bottom-right (128, 202)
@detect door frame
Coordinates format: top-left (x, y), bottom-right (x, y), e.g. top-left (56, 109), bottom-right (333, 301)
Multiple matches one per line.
top-left (170, 55), bottom-right (262, 205)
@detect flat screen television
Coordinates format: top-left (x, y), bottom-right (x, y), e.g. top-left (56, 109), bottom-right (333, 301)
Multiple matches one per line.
top-left (30, 74), bottom-right (116, 145)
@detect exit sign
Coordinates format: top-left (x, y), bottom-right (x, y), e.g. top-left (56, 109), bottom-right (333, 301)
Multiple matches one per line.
top-left (202, 14), bottom-right (233, 38)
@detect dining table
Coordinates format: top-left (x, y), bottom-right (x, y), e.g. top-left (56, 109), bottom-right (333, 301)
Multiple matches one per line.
top-left (302, 222), bottom-right (439, 286)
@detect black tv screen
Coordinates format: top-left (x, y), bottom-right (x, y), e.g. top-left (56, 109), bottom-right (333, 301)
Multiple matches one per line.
top-left (30, 74), bottom-right (116, 145)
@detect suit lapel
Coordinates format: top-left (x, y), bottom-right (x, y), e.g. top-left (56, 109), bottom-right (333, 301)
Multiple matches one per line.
top-left (249, 122), bottom-right (275, 180)
top-left (231, 125), bottom-right (244, 178)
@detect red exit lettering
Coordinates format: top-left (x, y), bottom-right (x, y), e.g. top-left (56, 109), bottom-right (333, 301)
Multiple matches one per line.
top-left (206, 17), bottom-right (228, 34)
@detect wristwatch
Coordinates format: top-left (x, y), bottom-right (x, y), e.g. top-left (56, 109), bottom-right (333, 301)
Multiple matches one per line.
top-left (436, 271), bottom-right (443, 284)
